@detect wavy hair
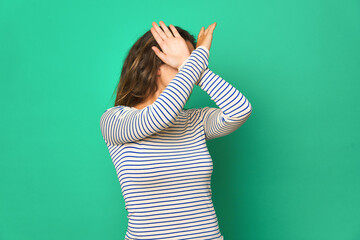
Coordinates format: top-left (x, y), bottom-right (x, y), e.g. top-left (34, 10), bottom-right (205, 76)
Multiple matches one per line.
top-left (112, 25), bottom-right (196, 107)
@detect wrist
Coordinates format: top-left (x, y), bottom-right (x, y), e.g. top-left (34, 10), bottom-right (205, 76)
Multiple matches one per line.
top-left (178, 58), bottom-right (188, 71)
top-left (196, 45), bottom-right (210, 56)
top-left (177, 56), bottom-right (189, 71)
top-left (178, 46), bottom-right (209, 71)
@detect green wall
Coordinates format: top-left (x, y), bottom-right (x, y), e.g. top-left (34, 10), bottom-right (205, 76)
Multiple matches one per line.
top-left (1, 0), bottom-right (359, 239)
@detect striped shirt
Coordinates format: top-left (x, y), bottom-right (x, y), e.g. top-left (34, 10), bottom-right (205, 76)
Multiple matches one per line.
top-left (100, 46), bottom-right (253, 239)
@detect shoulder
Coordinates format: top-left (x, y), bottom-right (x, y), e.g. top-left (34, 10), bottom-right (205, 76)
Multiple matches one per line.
top-left (100, 105), bottom-right (134, 121)
top-left (102, 105), bottom-right (134, 113)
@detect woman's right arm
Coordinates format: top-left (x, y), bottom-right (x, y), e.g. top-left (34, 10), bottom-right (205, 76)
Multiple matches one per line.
top-left (100, 46), bottom-right (209, 145)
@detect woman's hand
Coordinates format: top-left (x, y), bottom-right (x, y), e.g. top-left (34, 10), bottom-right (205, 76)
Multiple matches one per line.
top-left (150, 21), bottom-right (191, 69)
top-left (196, 22), bottom-right (217, 51)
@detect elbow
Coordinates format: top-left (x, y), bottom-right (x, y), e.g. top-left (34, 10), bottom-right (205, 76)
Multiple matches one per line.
top-left (247, 102), bottom-right (253, 117)
top-left (241, 102), bottom-right (253, 121)
top-left (225, 100), bottom-right (253, 123)
top-left (100, 119), bottom-right (125, 146)
top-left (102, 131), bottom-right (127, 145)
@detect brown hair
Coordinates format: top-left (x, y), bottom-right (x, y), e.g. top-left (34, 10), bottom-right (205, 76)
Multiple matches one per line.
top-left (112, 25), bottom-right (196, 107)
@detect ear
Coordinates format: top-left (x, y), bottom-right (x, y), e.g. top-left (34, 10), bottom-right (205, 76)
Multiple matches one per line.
top-left (157, 66), bottom-right (161, 76)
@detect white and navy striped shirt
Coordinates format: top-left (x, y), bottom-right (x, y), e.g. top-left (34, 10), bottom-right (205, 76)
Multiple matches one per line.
top-left (100, 46), bottom-right (252, 239)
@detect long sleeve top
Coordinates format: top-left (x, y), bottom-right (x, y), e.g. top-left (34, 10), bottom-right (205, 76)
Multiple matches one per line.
top-left (100, 46), bottom-right (252, 240)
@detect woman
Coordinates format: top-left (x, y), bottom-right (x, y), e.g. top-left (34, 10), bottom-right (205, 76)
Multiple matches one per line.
top-left (100, 21), bottom-right (253, 240)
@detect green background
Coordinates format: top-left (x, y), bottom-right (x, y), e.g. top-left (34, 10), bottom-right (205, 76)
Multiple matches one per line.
top-left (1, 0), bottom-right (360, 239)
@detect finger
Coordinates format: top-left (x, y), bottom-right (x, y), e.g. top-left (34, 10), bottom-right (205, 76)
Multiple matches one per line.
top-left (198, 27), bottom-right (204, 39)
top-left (150, 27), bottom-right (165, 50)
top-left (204, 23), bottom-right (213, 35)
top-left (151, 46), bottom-right (167, 62)
top-left (169, 24), bottom-right (181, 38)
top-left (152, 21), bottom-right (167, 41)
top-left (208, 22), bottom-right (217, 35)
top-left (159, 21), bottom-right (174, 38)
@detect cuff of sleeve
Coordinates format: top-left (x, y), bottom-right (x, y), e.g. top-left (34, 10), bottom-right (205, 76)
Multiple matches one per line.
top-left (197, 45), bottom-right (210, 57)
top-left (178, 45), bottom-right (210, 71)
top-left (178, 57), bottom-right (188, 71)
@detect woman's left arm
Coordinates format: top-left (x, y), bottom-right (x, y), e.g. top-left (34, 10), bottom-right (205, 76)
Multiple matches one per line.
top-left (196, 68), bottom-right (253, 141)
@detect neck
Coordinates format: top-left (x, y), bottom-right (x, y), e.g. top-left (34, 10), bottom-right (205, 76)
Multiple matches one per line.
top-left (133, 84), bottom-right (166, 110)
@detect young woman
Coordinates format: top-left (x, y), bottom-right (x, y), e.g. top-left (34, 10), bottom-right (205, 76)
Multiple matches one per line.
top-left (100, 21), bottom-right (253, 240)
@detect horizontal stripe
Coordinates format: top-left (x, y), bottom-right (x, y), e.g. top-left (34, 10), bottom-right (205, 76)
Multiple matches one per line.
top-left (100, 46), bottom-right (252, 239)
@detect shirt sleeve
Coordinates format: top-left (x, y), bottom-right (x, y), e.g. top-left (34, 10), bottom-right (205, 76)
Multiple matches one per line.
top-left (100, 46), bottom-right (210, 145)
top-left (196, 68), bottom-right (253, 141)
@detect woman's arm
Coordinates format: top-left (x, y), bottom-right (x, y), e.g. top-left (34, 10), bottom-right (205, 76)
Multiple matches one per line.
top-left (100, 46), bottom-right (209, 145)
top-left (196, 68), bottom-right (253, 141)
